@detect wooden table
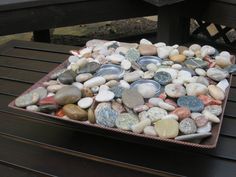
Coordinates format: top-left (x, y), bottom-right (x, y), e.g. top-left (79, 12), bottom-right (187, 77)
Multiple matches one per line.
top-left (1, 40), bottom-right (236, 177)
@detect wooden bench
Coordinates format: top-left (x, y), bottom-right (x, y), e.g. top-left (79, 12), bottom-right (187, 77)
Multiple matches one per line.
top-left (0, 0), bottom-right (188, 44)
top-left (1, 40), bottom-right (236, 177)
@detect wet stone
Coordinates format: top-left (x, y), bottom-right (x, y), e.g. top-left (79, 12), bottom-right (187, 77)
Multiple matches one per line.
top-left (95, 107), bottom-right (118, 128)
top-left (115, 113), bottom-right (139, 131)
top-left (154, 71), bottom-right (172, 86)
top-left (177, 96), bottom-right (204, 112)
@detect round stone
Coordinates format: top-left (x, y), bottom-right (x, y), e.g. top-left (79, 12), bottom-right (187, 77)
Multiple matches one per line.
top-left (195, 68), bottom-right (206, 76)
top-left (169, 54), bottom-right (186, 63)
top-left (139, 44), bottom-right (157, 56)
top-left (125, 48), bottom-right (140, 62)
top-left (179, 118), bottom-right (197, 135)
top-left (115, 113), bottom-right (139, 131)
top-left (171, 107), bottom-right (191, 121)
top-left (15, 92), bottom-right (39, 108)
top-left (177, 96), bottom-right (204, 112)
top-left (204, 105), bottom-right (222, 116)
top-left (72, 82), bottom-right (84, 90)
top-left (58, 70), bottom-right (76, 84)
top-left (122, 89), bottom-right (144, 109)
top-left (77, 97), bottom-right (93, 109)
top-left (54, 86), bottom-right (81, 105)
top-left (197, 122), bottom-right (212, 133)
top-left (95, 107), bottom-right (118, 128)
top-left (26, 105), bottom-right (39, 112)
top-left (84, 77), bottom-right (106, 88)
top-left (154, 71), bottom-right (172, 86)
top-left (195, 115), bottom-right (208, 127)
top-left (143, 126), bottom-right (157, 136)
top-left (110, 86), bottom-right (125, 98)
top-left (63, 104), bottom-right (88, 121)
top-left (147, 107), bottom-right (167, 123)
top-left (95, 90), bottom-right (115, 102)
top-left (121, 59), bottom-right (132, 70)
top-left (137, 83), bottom-right (157, 99)
top-left (155, 119), bottom-right (179, 138)
top-left (165, 84), bottom-right (186, 98)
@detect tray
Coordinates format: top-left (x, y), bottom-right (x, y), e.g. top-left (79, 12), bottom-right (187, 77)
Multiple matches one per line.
top-left (8, 54), bottom-right (234, 149)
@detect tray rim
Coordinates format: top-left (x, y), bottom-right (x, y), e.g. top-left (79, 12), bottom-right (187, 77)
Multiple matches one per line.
top-left (8, 55), bottom-right (235, 149)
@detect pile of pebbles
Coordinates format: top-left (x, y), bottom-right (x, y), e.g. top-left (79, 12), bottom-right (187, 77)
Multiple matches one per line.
top-left (14, 39), bottom-right (236, 143)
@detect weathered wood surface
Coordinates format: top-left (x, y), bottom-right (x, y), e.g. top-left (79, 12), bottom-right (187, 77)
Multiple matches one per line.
top-left (0, 40), bottom-right (236, 176)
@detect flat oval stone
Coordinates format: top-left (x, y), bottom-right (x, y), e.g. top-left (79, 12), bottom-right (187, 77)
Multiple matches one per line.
top-left (208, 85), bottom-right (225, 101)
top-left (63, 104), bottom-right (88, 121)
top-left (77, 62), bottom-right (100, 74)
top-left (171, 107), bottom-right (191, 121)
top-left (110, 86), bottom-right (125, 98)
top-left (197, 122), bottom-right (212, 133)
top-left (31, 87), bottom-right (47, 99)
top-left (84, 77), bottom-right (106, 88)
top-left (133, 105), bottom-right (149, 113)
top-left (195, 115), bottom-right (208, 127)
top-left (195, 68), bottom-right (206, 76)
top-left (122, 89), bottom-right (144, 109)
top-left (139, 44), bottom-right (157, 56)
top-left (144, 126), bottom-right (157, 136)
top-left (125, 48), bottom-right (140, 62)
top-left (47, 84), bottom-right (65, 93)
top-left (137, 83), bottom-right (157, 99)
top-left (115, 113), bottom-right (139, 131)
top-left (131, 119), bottom-right (151, 134)
top-left (76, 73), bottom-right (93, 82)
top-left (165, 84), bottom-right (186, 98)
top-left (177, 96), bottom-right (204, 112)
top-left (58, 70), bottom-right (76, 84)
top-left (207, 68), bottom-right (229, 81)
top-left (184, 58), bottom-right (208, 69)
top-left (15, 92), bottom-right (39, 108)
top-left (154, 71), bottom-right (172, 85)
top-left (77, 97), bottom-right (93, 109)
top-left (179, 118), bottom-right (197, 134)
top-left (147, 107), bottom-right (167, 123)
top-left (169, 54), bottom-right (186, 63)
top-left (39, 104), bottom-right (59, 113)
top-left (95, 107), bottom-right (118, 128)
top-left (26, 105), bottom-right (39, 112)
top-left (124, 70), bottom-right (142, 82)
top-left (186, 83), bottom-right (208, 96)
top-left (88, 108), bottom-right (96, 124)
top-left (38, 96), bottom-right (57, 105)
top-left (95, 90), bottom-right (115, 102)
top-left (202, 110), bottom-right (220, 123)
top-left (54, 86), bottom-right (81, 105)
top-left (204, 105), bottom-right (222, 116)
top-left (111, 101), bottom-right (125, 114)
top-left (155, 119), bottom-right (179, 138)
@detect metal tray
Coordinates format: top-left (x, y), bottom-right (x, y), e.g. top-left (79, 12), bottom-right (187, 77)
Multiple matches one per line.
top-left (8, 57), bottom-right (234, 149)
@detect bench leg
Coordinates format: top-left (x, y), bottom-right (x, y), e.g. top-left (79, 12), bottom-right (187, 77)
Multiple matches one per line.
top-left (157, 4), bottom-right (190, 45)
top-left (33, 30), bottom-right (51, 42)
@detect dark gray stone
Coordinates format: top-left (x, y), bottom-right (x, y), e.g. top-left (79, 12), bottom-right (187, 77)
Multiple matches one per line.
top-left (58, 70), bottom-right (76, 84)
top-left (154, 71), bottom-right (172, 85)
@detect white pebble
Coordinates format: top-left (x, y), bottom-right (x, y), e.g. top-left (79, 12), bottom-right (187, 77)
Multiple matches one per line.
top-left (26, 105), bottom-right (39, 112)
top-left (119, 80), bottom-right (130, 89)
top-left (140, 39), bottom-right (152, 45)
top-left (131, 119), bottom-right (151, 134)
top-left (72, 82), bottom-right (84, 90)
top-left (144, 126), bottom-right (157, 136)
top-left (121, 59), bottom-right (131, 70)
top-left (172, 64), bottom-right (182, 70)
top-left (95, 90), bottom-right (115, 102)
top-left (217, 79), bottom-right (229, 92)
top-left (78, 97), bottom-right (93, 109)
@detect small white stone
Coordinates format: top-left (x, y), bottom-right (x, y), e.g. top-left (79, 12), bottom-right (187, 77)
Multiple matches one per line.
top-left (121, 59), bottom-right (131, 70)
top-left (197, 122), bottom-right (212, 133)
top-left (172, 64), bottom-right (182, 70)
top-left (147, 107), bottom-right (168, 123)
top-left (215, 55), bottom-right (232, 68)
top-left (189, 44), bottom-right (201, 52)
top-left (95, 90), bottom-right (115, 102)
top-left (162, 114), bottom-right (179, 120)
top-left (158, 101), bottom-right (176, 111)
top-left (208, 85), bottom-right (225, 100)
top-left (217, 79), bottom-right (229, 92)
top-left (169, 49), bottom-right (179, 57)
top-left (47, 92), bottom-right (55, 97)
top-left (78, 97), bottom-right (93, 109)
top-left (91, 86), bottom-right (99, 93)
top-left (157, 47), bottom-right (170, 59)
top-left (186, 83), bottom-right (208, 96)
top-left (140, 39), bottom-right (152, 45)
top-left (191, 113), bottom-right (202, 120)
top-left (119, 80), bottom-right (130, 89)
top-left (148, 98), bottom-right (163, 106)
top-left (146, 63), bottom-right (158, 72)
top-left (195, 68), bottom-right (206, 76)
top-left (201, 45), bottom-right (216, 57)
top-left (144, 126), bottom-right (157, 136)
top-left (106, 54), bottom-right (125, 63)
top-left (99, 85), bottom-right (110, 92)
top-left (219, 51), bottom-right (231, 59)
top-left (26, 105), bottom-right (39, 112)
top-left (84, 77), bottom-right (106, 88)
top-left (154, 42), bottom-right (166, 48)
top-left (72, 82), bottom-right (84, 90)
top-left (137, 83), bottom-right (157, 99)
top-left (131, 119), bottom-right (151, 134)
top-left (172, 44), bottom-right (179, 49)
top-left (115, 47), bottom-right (129, 55)
top-left (124, 71), bottom-right (142, 82)
top-left (183, 50), bottom-right (195, 57)
top-left (202, 110), bottom-right (220, 123)
top-left (76, 73), bottom-right (93, 83)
